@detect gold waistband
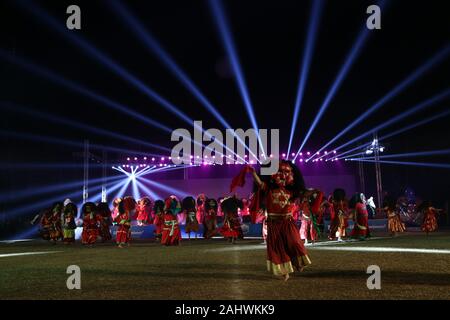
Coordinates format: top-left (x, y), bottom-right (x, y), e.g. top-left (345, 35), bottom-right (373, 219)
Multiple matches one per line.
top-left (268, 213), bottom-right (292, 219)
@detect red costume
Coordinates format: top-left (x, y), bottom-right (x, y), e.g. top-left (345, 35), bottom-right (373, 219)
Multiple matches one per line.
top-left (421, 205), bottom-right (440, 234)
top-left (203, 198), bottom-right (219, 239)
top-left (161, 197), bottom-right (182, 246)
top-left (243, 162), bottom-right (311, 278)
top-left (329, 189), bottom-right (348, 241)
top-left (115, 197), bottom-right (136, 247)
top-left (152, 200), bottom-right (165, 241)
top-left (350, 194), bottom-right (370, 239)
top-left (219, 197), bottom-right (243, 243)
top-left (97, 202), bottom-right (112, 242)
top-left (196, 194), bottom-right (206, 224)
top-left (81, 202), bottom-right (99, 245)
top-left (136, 197), bottom-right (152, 226)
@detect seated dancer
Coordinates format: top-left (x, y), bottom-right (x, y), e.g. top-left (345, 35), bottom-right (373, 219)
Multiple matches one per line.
top-left (115, 196), bottom-right (136, 248)
top-left (299, 189), bottom-right (323, 245)
top-left (97, 202), bottom-right (112, 242)
top-left (152, 200), bottom-right (165, 242)
top-left (161, 196), bottom-right (182, 246)
top-left (51, 202), bottom-right (64, 242)
top-left (111, 198), bottom-right (122, 222)
top-left (349, 193), bottom-right (371, 240)
top-left (196, 194), bottom-right (206, 225)
top-left (136, 197), bottom-right (152, 226)
top-left (182, 196), bottom-right (199, 240)
top-left (62, 202), bottom-right (77, 244)
top-left (39, 208), bottom-right (53, 242)
top-left (420, 200), bottom-right (444, 235)
top-left (219, 197), bottom-right (243, 244)
top-left (383, 196), bottom-right (406, 236)
top-left (242, 161), bottom-right (311, 281)
top-left (81, 202), bottom-right (99, 246)
top-left (203, 198), bottom-right (219, 239)
top-left (329, 188), bottom-right (348, 241)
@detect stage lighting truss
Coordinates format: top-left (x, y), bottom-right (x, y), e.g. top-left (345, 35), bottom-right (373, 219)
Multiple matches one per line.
top-left (365, 138), bottom-right (385, 155)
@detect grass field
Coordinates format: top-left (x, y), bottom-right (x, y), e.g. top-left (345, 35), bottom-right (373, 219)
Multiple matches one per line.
top-left (1, 232), bottom-right (450, 300)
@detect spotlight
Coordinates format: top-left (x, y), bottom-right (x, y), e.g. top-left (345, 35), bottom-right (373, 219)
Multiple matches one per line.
top-left (161, 157), bottom-right (165, 161)
top-left (169, 156), bottom-right (172, 160)
top-left (307, 152), bottom-right (310, 155)
top-left (134, 157), bottom-right (138, 160)
top-left (127, 157), bottom-right (130, 161)
top-left (152, 157), bottom-right (155, 161)
top-left (144, 157), bottom-right (147, 160)
top-left (299, 152), bottom-right (303, 156)
top-left (300, 159), bottom-right (303, 162)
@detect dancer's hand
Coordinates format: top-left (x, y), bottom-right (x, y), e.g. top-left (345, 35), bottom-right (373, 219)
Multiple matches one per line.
top-left (245, 164), bottom-right (255, 173)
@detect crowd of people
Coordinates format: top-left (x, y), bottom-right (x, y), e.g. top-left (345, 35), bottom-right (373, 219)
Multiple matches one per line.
top-left (34, 161), bottom-right (445, 280)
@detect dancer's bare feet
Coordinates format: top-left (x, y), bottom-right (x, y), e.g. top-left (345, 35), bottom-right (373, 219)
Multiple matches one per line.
top-left (283, 273), bottom-right (289, 281)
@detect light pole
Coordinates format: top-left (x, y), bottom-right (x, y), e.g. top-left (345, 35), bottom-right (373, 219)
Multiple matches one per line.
top-left (364, 133), bottom-right (385, 210)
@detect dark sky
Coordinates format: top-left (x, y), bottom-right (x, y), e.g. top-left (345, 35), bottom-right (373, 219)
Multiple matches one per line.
top-left (0, 0), bottom-right (449, 202)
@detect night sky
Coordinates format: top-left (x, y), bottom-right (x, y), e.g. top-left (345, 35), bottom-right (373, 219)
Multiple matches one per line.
top-left (0, 0), bottom-right (449, 206)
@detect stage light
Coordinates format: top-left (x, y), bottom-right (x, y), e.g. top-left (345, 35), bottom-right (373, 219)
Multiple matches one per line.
top-left (334, 151), bottom-right (337, 154)
top-left (300, 159), bottom-right (303, 162)
top-left (310, 44), bottom-right (450, 159)
top-left (307, 152), bottom-right (310, 156)
top-left (287, 0), bottom-right (324, 159)
top-left (168, 156), bottom-right (172, 160)
top-left (0, 50), bottom-right (173, 135)
top-left (324, 151), bottom-right (328, 155)
top-left (316, 88), bottom-right (450, 161)
top-left (134, 157), bottom-right (138, 161)
top-left (127, 158), bottom-right (130, 161)
top-left (144, 157), bottom-right (147, 160)
top-left (282, 153), bottom-right (286, 158)
top-left (293, 12), bottom-right (378, 161)
top-left (208, 0), bottom-right (265, 155)
top-left (109, 1), bottom-right (257, 160)
top-left (347, 158), bottom-right (450, 169)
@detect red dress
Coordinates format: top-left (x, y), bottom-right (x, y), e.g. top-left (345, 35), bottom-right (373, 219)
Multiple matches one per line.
top-left (351, 203), bottom-right (370, 238)
top-left (161, 213), bottom-right (181, 246)
top-left (115, 212), bottom-right (131, 245)
top-left (220, 212), bottom-right (241, 238)
top-left (262, 184), bottom-right (311, 276)
top-left (153, 213), bottom-right (164, 239)
top-left (82, 214), bottom-right (99, 244)
top-left (421, 207), bottom-right (438, 233)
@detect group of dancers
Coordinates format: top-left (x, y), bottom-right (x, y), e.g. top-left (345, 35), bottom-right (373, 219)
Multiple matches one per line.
top-left (36, 161), bottom-right (445, 280)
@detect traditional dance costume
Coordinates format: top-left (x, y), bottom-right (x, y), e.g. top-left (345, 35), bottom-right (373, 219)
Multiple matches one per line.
top-left (350, 194), bottom-right (370, 240)
top-left (115, 197), bottom-right (136, 247)
top-left (81, 202), bottom-right (99, 245)
top-left (242, 162), bottom-right (311, 278)
top-left (386, 208), bottom-right (406, 234)
top-left (329, 189), bottom-right (348, 241)
top-left (219, 197), bottom-right (243, 243)
top-left (203, 198), bottom-right (219, 239)
top-left (62, 203), bottom-right (77, 244)
top-left (182, 196), bottom-right (199, 239)
top-left (152, 200), bottom-right (165, 242)
top-left (161, 196), bottom-right (182, 246)
top-left (136, 197), bottom-right (152, 226)
top-left (421, 206), bottom-right (439, 234)
top-left (97, 202), bottom-right (112, 242)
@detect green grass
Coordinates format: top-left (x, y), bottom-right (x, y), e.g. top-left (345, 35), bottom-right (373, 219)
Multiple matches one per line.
top-left (1, 232), bottom-right (450, 300)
